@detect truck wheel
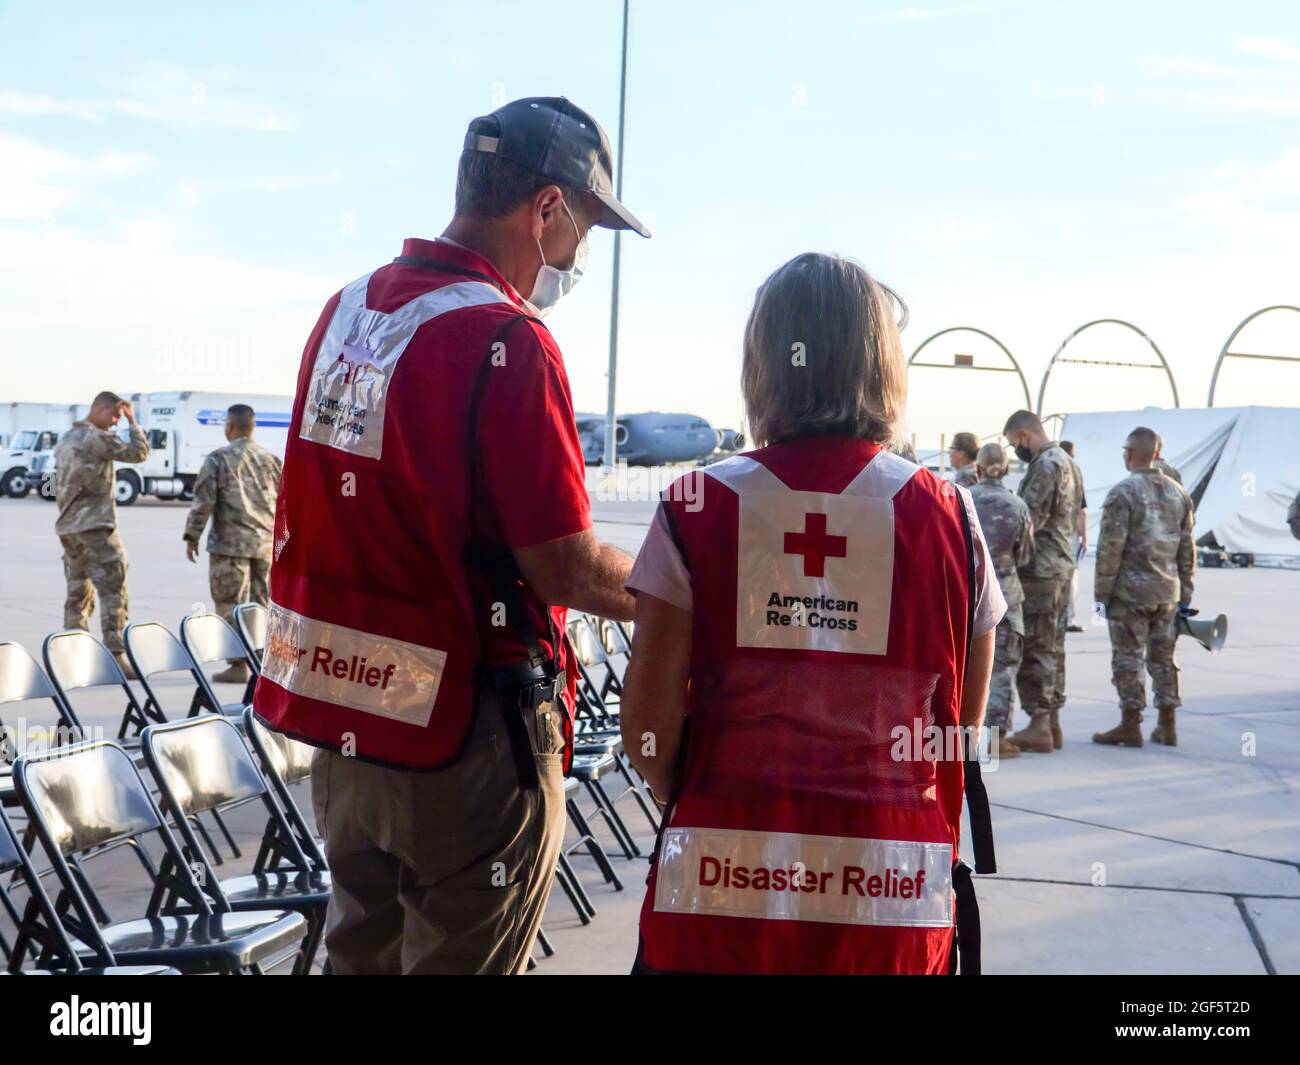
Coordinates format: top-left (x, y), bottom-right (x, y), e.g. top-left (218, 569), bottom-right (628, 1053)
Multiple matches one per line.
top-left (115, 472), bottom-right (140, 506)
top-left (2, 468), bottom-right (30, 498)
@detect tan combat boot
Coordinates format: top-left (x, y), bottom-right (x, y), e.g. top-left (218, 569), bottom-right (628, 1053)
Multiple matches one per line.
top-left (113, 652), bottom-right (138, 681)
top-left (212, 659), bottom-right (250, 684)
top-left (1049, 707), bottom-right (1063, 749)
top-left (1092, 709), bottom-right (1144, 747)
top-left (997, 730), bottom-right (1022, 759)
top-left (1010, 712), bottom-right (1054, 753)
top-left (1150, 708), bottom-right (1178, 747)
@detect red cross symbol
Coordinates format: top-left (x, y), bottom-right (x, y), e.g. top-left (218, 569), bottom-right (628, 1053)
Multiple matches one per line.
top-left (783, 512), bottom-right (847, 578)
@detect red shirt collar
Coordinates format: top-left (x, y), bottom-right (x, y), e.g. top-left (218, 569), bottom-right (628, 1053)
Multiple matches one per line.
top-left (399, 237), bottom-right (526, 308)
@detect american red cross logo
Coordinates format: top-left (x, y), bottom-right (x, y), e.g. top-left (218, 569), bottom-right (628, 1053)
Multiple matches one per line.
top-left (783, 512), bottom-right (848, 578)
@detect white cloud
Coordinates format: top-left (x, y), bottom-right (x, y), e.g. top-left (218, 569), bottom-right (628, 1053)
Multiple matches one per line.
top-left (0, 133), bottom-right (152, 220)
top-left (0, 66), bottom-right (289, 132)
top-left (1236, 37), bottom-right (1300, 64)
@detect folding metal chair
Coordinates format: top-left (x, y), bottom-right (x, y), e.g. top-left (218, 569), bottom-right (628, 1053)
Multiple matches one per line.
top-left (141, 715), bottom-right (331, 974)
top-left (125, 619), bottom-right (239, 724)
top-left (242, 707), bottom-right (327, 872)
top-left (43, 629), bottom-right (153, 744)
top-left (14, 739), bottom-right (308, 974)
top-left (180, 612), bottom-right (259, 711)
top-left (0, 642), bottom-right (83, 810)
top-left (233, 602), bottom-right (268, 679)
top-left (43, 627), bottom-right (235, 865)
top-left (0, 806), bottom-right (177, 974)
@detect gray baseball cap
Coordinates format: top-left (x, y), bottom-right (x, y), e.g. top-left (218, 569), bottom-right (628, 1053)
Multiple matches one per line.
top-left (464, 96), bottom-right (650, 238)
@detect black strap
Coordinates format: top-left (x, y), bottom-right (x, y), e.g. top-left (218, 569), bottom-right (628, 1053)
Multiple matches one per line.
top-left (462, 312), bottom-right (566, 790)
top-left (464, 314), bottom-right (556, 673)
top-left (955, 495), bottom-right (996, 875)
top-left (949, 860), bottom-right (982, 975)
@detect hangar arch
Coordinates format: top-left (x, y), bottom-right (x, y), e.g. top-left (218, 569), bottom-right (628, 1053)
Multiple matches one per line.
top-left (1037, 319), bottom-right (1179, 415)
top-left (1207, 305), bottom-right (1300, 407)
top-left (908, 326), bottom-right (1033, 411)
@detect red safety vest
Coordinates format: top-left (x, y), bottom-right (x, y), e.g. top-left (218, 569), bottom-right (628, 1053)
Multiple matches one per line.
top-left (253, 260), bottom-right (575, 769)
top-left (637, 437), bottom-right (975, 975)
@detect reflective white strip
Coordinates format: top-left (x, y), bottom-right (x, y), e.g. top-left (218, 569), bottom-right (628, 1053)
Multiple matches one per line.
top-left (654, 827), bottom-right (952, 928)
top-left (700, 454), bottom-right (787, 493)
top-left (299, 276), bottom-right (512, 459)
top-left (259, 602), bottom-right (446, 728)
top-left (842, 449), bottom-right (920, 499)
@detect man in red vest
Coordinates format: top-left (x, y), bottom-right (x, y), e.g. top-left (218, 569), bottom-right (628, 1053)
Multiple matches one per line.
top-left (254, 97), bottom-right (647, 973)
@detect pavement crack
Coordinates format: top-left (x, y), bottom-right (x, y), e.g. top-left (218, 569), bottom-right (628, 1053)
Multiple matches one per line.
top-left (990, 801), bottom-right (1300, 876)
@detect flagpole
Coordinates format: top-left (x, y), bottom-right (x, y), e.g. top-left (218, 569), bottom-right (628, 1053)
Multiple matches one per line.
top-left (603, 0), bottom-right (630, 473)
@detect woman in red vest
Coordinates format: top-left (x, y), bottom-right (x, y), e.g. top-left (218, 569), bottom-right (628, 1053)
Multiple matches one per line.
top-left (621, 253), bottom-right (1004, 974)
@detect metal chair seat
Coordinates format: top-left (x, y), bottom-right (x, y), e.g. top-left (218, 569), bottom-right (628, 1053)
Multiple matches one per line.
top-left (573, 735), bottom-right (624, 757)
top-left (69, 910), bottom-right (307, 974)
top-left (568, 752), bottom-right (618, 780)
top-left (217, 870), bottom-right (332, 911)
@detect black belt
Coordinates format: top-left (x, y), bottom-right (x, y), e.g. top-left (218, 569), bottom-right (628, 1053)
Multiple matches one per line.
top-left (474, 663), bottom-right (565, 791)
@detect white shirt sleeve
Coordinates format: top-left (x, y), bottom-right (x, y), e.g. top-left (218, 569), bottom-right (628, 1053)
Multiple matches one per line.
top-left (957, 485), bottom-right (1007, 637)
top-left (627, 503), bottom-right (693, 612)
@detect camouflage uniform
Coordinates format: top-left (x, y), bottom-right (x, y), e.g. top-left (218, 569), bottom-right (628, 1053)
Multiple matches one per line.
top-left (1015, 444), bottom-right (1084, 719)
top-left (183, 437), bottom-right (283, 626)
top-left (970, 476), bottom-right (1034, 729)
top-left (1095, 468), bottom-right (1195, 713)
top-left (951, 464), bottom-right (979, 489)
top-left (54, 421), bottom-right (150, 652)
top-left (1151, 458), bottom-right (1182, 485)
top-left (1287, 491), bottom-right (1300, 540)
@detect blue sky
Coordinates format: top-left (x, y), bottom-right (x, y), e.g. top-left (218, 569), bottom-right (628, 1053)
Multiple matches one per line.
top-left (2, 0), bottom-right (1298, 446)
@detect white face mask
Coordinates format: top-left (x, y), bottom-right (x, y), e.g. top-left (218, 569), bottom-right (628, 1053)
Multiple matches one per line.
top-left (528, 201), bottom-right (588, 318)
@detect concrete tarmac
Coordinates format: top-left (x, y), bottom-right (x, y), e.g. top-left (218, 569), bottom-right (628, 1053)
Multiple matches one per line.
top-left (0, 488), bottom-right (1296, 975)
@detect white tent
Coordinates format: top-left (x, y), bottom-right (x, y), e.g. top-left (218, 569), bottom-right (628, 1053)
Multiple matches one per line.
top-left (1060, 406), bottom-right (1300, 559)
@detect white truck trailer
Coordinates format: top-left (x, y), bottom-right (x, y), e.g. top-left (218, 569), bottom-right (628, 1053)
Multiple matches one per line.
top-left (27, 391), bottom-right (294, 504)
top-left (0, 402), bottom-right (83, 498)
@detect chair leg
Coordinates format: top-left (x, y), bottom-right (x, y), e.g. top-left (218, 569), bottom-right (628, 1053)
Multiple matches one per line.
top-left (582, 779), bottom-right (640, 859)
top-left (615, 754), bottom-right (662, 833)
top-left (552, 857), bottom-right (592, 925)
top-left (536, 927), bottom-right (555, 958)
top-left (208, 809), bottom-right (242, 860)
top-left (565, 799), bottom-right (623, 890)
top-left (557, 851), bottom-right (597, 919)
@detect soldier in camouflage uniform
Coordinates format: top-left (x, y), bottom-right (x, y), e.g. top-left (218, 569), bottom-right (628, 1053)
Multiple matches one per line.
top-left (969, 442), bottom-right (1034, 758)
top-left (948, 431), bottom-right (979, 489)
top-left (54, 392), bottom-right (150, 675)
top-left (1002, 410), bottom-right (1084, 752)
top-left (183, 404), bottom-right (283, 683)
top-left (1093, 426), bottom-right (1196, 747)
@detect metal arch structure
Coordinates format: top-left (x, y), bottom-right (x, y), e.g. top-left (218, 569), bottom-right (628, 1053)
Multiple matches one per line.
top-left (1207, 305), bottom-right (1300, 407)
top-left (908, 326), bottom-right (1033, 412)
top-left (1036, 318), bottom-right (1179, 415)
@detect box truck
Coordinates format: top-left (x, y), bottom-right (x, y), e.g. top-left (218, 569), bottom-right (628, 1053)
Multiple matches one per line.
top-left (26, 391), bottom-right (294, 504)
top-left (0, 402), bottom-right (83, 498)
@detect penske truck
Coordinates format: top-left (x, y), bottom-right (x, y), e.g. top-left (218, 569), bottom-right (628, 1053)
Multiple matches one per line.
top-left (0, 402), bottom-right (85, 498)
top-left (27, 391), bottom-right (294, 505)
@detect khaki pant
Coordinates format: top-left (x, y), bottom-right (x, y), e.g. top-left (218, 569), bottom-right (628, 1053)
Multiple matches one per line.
top-left (61, 528), bottom-right (129, 652)
top-left (311, 691), bottom-right (567, 974)
top-left (209, 553), bottom-right (271, 628)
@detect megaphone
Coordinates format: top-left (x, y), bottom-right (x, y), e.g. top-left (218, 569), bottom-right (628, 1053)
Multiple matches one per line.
top-left (1176, 611), bottom-right (1227, 653)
